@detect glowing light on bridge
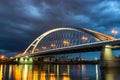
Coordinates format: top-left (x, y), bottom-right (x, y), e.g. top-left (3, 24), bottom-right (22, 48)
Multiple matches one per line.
top-left (50, 43), bottom-right (56, 48)
top-left (42, 46), bottom-right (47, 50)
top-left (34, 48), bottom-right (39, 52)
top-left (82, 36), bottom-right (88, 41)
top-left (111, 29), bottom-right (118, 36)
top-left (63, 40), bottom-right (70, 46)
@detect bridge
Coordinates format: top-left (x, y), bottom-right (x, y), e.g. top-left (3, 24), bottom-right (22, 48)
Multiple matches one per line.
top-left (14, 27), bottom-right (120, 67)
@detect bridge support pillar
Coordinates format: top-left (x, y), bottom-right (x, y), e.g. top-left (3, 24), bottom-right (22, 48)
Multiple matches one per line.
top-left (28, 58), bottom-right (33, 63)
top-left (19, 57), bottom-right (25, 63)
top-left (15, 58), bottom-right (18, 62)
top-left (101, 45), bottom-right (118, 67)
top-left (19, 57), bottom-right (33, 64)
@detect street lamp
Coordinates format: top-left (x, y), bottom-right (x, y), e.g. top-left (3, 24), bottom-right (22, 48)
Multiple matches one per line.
top-left (63, 40), bottom-right (70, 46)
top-left (82, 36), bottom-right (88, 41)
top-left (111, 29), bottom-right (118, 37)
top-left (51, 43), bottom-right (56, 48)
top-left (42, 46), bottom-right (47, 50)
top-left (34, 48), bottom-right (39, 52)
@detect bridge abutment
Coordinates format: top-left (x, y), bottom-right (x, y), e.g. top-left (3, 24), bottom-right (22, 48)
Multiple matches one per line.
top-left (101, 45), bottom-right (119, 67)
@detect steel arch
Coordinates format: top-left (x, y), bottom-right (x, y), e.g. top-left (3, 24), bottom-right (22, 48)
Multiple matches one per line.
top-left (23, 27), bottom-right (115, 55)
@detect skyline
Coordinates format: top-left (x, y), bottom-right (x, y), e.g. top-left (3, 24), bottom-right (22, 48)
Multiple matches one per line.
top-left (0, 0), bottom-right (120, 57)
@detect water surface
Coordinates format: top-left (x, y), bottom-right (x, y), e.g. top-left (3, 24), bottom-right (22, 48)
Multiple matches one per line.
top-left (0, 64), bottom-right (120, 80)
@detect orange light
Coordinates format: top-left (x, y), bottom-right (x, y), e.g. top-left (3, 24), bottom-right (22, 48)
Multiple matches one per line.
top-left (40, 71), bottom-right (46, 80)
top-left (63, 40), bottom-right (70, 46)
top-left (42, 46), bottom-right (47, 50)
top-left (35, 48), bottom-right (39, 52)
top-left (50, 73), bottom-right (56, 80)
top-left (82, 36), bottom-right (88, 41)
top-left (1, 55), bottom-right (4, 59)
top-left (111, 29), bottom-right (118, 35)
top-left (62, 76), bottom-right (70, 80)
top-left (51, 43), bottom-right (56, 48)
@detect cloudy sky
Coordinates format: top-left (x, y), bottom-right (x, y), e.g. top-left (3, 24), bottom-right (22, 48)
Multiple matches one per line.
top-left (0, 0), bottom-right (120, 57)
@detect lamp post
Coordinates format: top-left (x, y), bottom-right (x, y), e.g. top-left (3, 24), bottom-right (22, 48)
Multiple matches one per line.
top-left (63, 40), bottom-right (70, 46)
top-left (50, 43), bottom-right (56, 48)
top-left (111, 29), bottom-right (118, 37)
top-left (82, 36), bottom-right (88, 42)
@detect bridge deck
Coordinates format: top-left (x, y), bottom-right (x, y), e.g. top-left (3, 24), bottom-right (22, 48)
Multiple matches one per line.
top-left (24, 39), bottom-right (120, 57)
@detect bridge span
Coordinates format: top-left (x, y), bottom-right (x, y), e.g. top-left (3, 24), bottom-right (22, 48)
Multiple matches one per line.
top-left (14, 27), bottom-right (120, 67)
top-left (26, 39), bottom-right (120, 57)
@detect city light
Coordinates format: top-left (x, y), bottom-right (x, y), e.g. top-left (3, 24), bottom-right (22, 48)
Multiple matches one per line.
top-left (50, 43), bottom-right (56, 48)
top-left (63, 40), bottom-right (70, 46)
top-left (0, 55), bottom-right (5, 59)
top-left (82, 36), bottom-right (88, 41)
top-left (34, 48), bottom-right (39, 52)
top-left (1, 55), bottom-right (4, 59)
top-left (42, 46), bottom-right (47, 50)
top-left (111, 29), bottom-right (118, 37)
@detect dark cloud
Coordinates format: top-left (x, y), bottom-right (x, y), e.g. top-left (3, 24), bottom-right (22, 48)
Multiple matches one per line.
top-left (0, 0), bottom-right (120, 56)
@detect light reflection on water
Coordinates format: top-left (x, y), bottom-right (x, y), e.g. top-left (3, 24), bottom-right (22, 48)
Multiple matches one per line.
top-left (0, 64), bottom-right (119, 80)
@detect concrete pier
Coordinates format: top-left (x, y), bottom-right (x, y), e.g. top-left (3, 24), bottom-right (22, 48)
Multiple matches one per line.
top-left (101, 45), bottom-right (120, 67)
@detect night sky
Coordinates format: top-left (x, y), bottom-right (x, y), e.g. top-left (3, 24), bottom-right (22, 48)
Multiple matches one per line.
top-left (0, 0), bottom-right (120, 57)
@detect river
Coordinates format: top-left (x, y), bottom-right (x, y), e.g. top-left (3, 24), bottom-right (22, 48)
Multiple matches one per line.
top-left (0, 64), bottom-right (120, 80)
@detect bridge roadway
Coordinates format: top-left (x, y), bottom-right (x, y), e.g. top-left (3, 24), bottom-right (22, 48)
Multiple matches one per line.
top-left (24, 39), bottom-right (120, 57)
